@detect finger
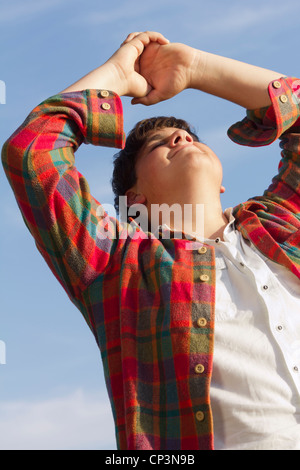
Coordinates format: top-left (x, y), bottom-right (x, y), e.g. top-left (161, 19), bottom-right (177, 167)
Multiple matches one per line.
top-left (123, 32), bottom-right (169, 62)
top-left (131, 88), bottom-right (163, 106)
top-left (122, 31), bottom-right (169, 48)
top-left (139, 31), bottom-right (170, 46)
top-left (120, 32), bottom-right (142, 47)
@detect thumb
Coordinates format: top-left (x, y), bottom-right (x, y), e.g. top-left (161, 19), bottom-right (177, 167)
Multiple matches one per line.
top-left (131, 88), bottom-right (163, 106)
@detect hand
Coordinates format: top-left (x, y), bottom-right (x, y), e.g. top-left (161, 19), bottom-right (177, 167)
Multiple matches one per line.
top-left (130, 39), bottom-right (283, 109)
top-left (103, 31), bottom-right (170, 98)
top-left (60, 31), bottom-right (169, 97)
top-left (129, 41), bottom-right (200, 106)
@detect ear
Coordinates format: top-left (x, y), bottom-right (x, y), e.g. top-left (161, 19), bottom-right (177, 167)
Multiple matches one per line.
top-left (220, 185), bottom-right (226, 194)
top-left (125, 190), bottom-right (147, 207)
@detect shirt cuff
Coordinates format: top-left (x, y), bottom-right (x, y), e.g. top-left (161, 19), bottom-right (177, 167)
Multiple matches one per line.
top-left (227, 77), bottom-right (300, 147)
top-left (57, 89), bottom-right (126, 149)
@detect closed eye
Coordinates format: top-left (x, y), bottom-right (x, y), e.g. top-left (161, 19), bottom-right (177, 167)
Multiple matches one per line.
top-left (150, 140), bottom-right (167, 152)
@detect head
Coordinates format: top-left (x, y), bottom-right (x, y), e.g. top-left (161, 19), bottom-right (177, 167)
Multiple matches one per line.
top-left (111, 116), bottom-right (225, 219)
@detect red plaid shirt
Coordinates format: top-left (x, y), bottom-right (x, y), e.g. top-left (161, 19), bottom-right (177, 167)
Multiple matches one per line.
top-left (2, 78), bottom-right (300, 450)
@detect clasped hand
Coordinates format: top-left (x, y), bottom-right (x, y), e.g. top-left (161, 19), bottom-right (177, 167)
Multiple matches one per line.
top-left (106, 31), bottom-right (198, 106)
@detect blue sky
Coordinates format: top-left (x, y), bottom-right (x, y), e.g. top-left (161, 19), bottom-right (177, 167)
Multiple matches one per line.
top-left (1, 0), bottom-right (300, 450)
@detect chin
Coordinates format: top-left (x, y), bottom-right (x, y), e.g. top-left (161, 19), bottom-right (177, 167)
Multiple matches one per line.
top-left (181, 154), bottom-right (211, 171)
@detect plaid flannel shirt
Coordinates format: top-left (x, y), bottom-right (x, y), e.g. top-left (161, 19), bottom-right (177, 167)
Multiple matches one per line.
top-left (2, 77), bottom-right (300, 450)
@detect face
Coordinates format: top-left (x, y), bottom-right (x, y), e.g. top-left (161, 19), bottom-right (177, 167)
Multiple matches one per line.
top-left (126, 127), bottom-right (224, 207)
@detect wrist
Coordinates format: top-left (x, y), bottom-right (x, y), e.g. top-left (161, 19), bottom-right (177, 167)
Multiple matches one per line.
top-left (187, 49), bottom-right (208, 90)
top-left (186, 50), bottom-right (283, 108)
top-left (96, 62), bottom-right (127, 97)
top-left (60, 62), bottom-right (127, 96)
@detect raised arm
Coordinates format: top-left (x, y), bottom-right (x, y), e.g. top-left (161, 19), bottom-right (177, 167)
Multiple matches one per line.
top-left (131, 40), bottom-right (284, 109)
top-left (1, 32), bottom-right (168, 311)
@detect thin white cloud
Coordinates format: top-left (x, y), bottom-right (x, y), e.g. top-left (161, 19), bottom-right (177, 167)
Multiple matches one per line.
top-left (0, 389), bottom-right (116, 450)
top-left (0, 0), bottom-right (70, 24)
top-left (66, 0), bottom-right (299, 35)
top-left (188, 1), bottom-right (298, 36)
top-left (68, 0), bottom-right (175, 26)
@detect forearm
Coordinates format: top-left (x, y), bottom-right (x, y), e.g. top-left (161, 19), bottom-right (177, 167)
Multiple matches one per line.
top-left (60, 62), bottom-right (125, 96)
top-left (190, 50), bottom-right (284, 109)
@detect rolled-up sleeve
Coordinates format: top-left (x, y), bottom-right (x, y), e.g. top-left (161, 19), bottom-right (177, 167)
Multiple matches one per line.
top-left (230, 77), bottom-right (300, 279)
top-left (1, 90), bottom-right (126, 307)
top-left (227, 77), bottom-right (300, 147)
top-left (228, 77), bottom-right (300, 211)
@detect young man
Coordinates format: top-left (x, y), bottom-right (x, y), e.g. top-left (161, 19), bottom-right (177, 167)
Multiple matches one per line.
top-left (2, 31), bottom-right (300, 450)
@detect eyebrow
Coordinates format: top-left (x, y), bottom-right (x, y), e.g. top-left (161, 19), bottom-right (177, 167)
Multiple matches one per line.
top-left (139, 133), bottom-right (168, 157)
top-left (145, 133), bottom-right (166, 145)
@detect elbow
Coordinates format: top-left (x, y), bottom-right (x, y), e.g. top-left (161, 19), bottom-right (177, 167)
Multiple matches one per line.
top-left (2, 123), bottom-right (32, 173)
top-left (1, 135), bottom-right (16, 175)
top-left (1, 129), bottom-right (30, 190)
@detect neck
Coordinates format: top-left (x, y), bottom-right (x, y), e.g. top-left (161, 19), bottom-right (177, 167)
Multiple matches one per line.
top-left (166, 198), bottom-right (228, 241)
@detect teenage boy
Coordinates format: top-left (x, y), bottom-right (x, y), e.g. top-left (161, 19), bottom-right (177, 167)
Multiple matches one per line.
top-left (2, 31), bottom-right (300, 450)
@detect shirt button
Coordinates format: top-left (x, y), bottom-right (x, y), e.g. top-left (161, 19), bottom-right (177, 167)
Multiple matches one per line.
top-left (200, 274), bottom-right (209, 282)
top-left (195, 411), bottom-right (205, 422)
top-left (276, 325), bottom-right (283, 331)
top-left (240, 262), bottom-right (245, 267)
top-left (101, 102), bottom-right (111, 110)
top-left (197, 317), bottom-right (207, 327)
top-left (293, 366), bottom-right (299, 372)
top-left (195, 364), bottom-right (205, 374)
top-left (273, 81), bottom-right (281, 89)
top-left (198, 246), bottom-right (207, 254)
top-left (279, 94), bottom-right (288, 103)
top-left (100, 90), bottom-right (110, 98)
top-left (215, 237), bottom-right (221, 243)
top-left (262, 285), bottom-right (269, 291)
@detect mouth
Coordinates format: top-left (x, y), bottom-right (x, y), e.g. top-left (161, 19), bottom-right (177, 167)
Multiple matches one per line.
top-left (169, 144), bottom-right (202, 160)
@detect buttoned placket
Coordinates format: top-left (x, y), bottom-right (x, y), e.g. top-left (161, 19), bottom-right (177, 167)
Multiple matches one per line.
top-left (192, 241), bottom-right (215, 426)
top-left (158, 225), bottom-right (215, 428)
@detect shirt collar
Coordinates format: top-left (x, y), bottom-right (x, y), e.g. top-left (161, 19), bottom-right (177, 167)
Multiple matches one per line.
top-left (151, 207), bottom-right (236, 243)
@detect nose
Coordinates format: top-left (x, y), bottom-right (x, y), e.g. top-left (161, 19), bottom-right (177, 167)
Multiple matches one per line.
top-left (169, 129), bottom-right (193, 147)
